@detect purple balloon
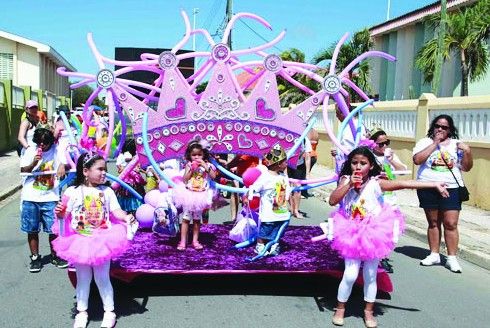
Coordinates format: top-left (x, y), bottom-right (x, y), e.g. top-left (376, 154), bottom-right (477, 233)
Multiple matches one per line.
top-left (144, 190), bottom-right (162, 208)
top-left (135, 204), bottom-right (155, 229)
top-left (159, 181), bottom-right (169, 192)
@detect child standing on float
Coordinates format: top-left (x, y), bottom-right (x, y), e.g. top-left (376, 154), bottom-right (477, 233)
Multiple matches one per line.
top-left (329, 146), bottom-right (448, 328)
top-left (173, 140), bottom-right (217, 250)
top-left (53, 152), bottom-right (135, 328)
top-left (247, 145), bottom-right (291, 256)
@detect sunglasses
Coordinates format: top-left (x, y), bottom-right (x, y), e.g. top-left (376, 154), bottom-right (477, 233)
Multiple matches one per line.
top-left (376, 140), bottom-right (390, 147)
top-left (434, 124), bottom-right (450, 131)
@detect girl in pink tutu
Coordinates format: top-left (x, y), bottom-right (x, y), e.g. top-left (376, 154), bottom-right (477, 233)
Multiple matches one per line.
top-left (173, 140), bottom-right (216, 250)
top-left (53, 152), bottom-right (135, 328)
top-left (329, 146), bottom-right (448, 327)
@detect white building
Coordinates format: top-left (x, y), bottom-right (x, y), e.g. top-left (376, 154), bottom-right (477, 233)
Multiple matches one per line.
top-left (369, 0), bottom-right (488, 100)
top-left (0, 30), bottom-right (75, 97)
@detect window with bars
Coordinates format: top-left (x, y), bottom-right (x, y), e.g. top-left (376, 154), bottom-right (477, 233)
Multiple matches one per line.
top-left (0, 53), bottom-right (13, 80)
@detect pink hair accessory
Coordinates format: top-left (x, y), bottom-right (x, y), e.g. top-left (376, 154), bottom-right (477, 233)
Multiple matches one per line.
top-left (358, 138), bottom-right (376, 150)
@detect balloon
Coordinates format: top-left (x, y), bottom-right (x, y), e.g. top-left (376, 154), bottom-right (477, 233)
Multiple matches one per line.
top-left (159, 181), bottom-right (169, 192)
top-left (242, 167), bottom-right (262, 187)
top-left (144, 190), bottom-right (162, 208)
top-left (135, 204), bottom-right (155, 229)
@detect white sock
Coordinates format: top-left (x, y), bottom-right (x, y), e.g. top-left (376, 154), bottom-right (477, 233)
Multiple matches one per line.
top-left (430, 252), bottom-right (440, 257)
top-left (447, 255), bottom-right (456, 260)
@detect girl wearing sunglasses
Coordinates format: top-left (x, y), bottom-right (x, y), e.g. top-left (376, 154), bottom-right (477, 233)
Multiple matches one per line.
top-left (370, 128), bottom-right (407, 172)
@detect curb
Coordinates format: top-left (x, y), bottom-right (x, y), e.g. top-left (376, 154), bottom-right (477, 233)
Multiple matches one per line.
top-left (311, 186), bottom-right (490, 272)
top-left (0, 184), bottom-right (21, 202)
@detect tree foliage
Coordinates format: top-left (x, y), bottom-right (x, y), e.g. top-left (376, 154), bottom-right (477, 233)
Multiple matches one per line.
top-left (71, 84), bottom-right (106, 108)
top-left (415, 0), bottom-right (490, 96)
top-left (311, 29), bottom-right (373, 102)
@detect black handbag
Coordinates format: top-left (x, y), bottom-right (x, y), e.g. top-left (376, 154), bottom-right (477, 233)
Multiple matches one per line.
top-left (439, 150), bottom-right (470, 202)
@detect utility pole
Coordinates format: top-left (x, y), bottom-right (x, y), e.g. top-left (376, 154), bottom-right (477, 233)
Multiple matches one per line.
top-left (192, 8), bottom-right (199, 51)
top-left (432, 0), bottom-right (447, 96)
top-left (226, 0), bottom-right (233, 49)
top-left (386, 0), bottom-right (391, 21)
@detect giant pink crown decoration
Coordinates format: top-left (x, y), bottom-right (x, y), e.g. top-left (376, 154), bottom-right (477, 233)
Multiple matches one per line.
top-left (58, 10), bottom-right (395, 170)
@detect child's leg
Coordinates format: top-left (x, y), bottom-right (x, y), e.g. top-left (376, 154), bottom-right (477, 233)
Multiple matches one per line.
top-left (179, 211), bottom-right (191, 248)
top-left (333, 259), bottom-right (361, 324)
top-left (74, 264), bottom-right (93, 312)
top-left (27, 233), bottom-right (39, 255)
top-left (191, 211), bottom-right (203, 249)
top-left (362, 259), bottom-right (379, 327)
top-left (93, 261), bottom-right (114, 312)
top-left (337, 258), bottom-right (362, 302)
top-left (362, 258), bottom-right (379, 303)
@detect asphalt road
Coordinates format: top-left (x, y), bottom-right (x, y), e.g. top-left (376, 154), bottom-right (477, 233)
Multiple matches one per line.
top-left (1, 192), bottom-right (489, 328)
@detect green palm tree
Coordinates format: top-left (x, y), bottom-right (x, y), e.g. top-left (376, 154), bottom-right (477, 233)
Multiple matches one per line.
top-left (277, 48), bottom-right (320, 107)
top-left (415, 0), bottom-right (490, 96)
top-left (311, 29), bottom-right (373, 102)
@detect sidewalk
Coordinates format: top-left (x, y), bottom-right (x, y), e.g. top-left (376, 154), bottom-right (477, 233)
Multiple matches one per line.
top-left (0, 151), bottom-right (22, 202)
top-left (309, 163), bottom-right (490, 271)
top-left (1, 151), bottom-right (489, 270)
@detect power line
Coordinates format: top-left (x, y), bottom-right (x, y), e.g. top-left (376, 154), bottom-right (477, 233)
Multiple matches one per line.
top-left (238, 19), bottom-right (283, 53)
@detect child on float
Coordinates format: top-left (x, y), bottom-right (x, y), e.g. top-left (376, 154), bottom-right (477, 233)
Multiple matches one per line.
top-left (52, 152), bottom-right (136, 328)
top-left (20, 127), bottom-right (69, 272)
top-left (172, 139), bottom-right (217, 250)
top-left (247, 145), bottom-right (291, 256)
top-left (115, 138), bottom-right (145, 214)
top-left (329, 146), bottom-right (448, 327)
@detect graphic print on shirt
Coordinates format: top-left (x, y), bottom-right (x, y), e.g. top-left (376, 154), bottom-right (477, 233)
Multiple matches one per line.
top-left (272, 180), bottom-right (288, 214)
top-left (428, 150), bottom-right (454, 172)
top-left (32, 160), bottom-right (55, 191)
top-left (188, 168), bottom-right (208, 192)
top-left (71, 192), bottom-right (110, 236)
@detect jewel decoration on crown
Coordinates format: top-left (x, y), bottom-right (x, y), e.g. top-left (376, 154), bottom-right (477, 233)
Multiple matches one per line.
top-left (56, 10), bottom-right (396, 169)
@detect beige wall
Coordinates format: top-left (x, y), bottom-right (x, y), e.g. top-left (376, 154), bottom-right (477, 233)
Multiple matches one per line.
top-left (17, 43), bottom-right (40, 89)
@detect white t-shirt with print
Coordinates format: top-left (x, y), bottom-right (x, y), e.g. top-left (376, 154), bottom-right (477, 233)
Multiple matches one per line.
top-left (250, 170), bottom-right (291, 223)
top-left (64, 185), bottom-right (121, 236)
top-left (20, 145), bottom-right (65, 202)
top-left (413, 137), bottom-right (464, 188)
top-left (340, 177), bottom-right (384, 219)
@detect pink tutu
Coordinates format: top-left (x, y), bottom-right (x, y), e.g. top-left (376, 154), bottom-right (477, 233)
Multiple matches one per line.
top-left (52, 216), bottom-right (129, 266)
top-left (331, 205), bottom-right (405, 260)
top-left (172, 183), bottom-right (213, 212)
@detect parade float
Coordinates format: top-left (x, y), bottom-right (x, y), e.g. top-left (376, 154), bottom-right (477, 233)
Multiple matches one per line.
top-left (56, 10), bottom-right (396, 293)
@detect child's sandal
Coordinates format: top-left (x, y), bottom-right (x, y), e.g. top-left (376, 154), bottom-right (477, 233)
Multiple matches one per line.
top-left (363, 310), bottom-right (377, 328)
top-left (332, 308), bottom-right (345, 326)
top-left (177, 242), bottom-right (186, 251)
top-left (192, 242), bottom-right (204, 250)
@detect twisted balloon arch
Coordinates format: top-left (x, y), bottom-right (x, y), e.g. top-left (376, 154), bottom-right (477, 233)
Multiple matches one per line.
top-left (57, 10), bottom-right (395, 197)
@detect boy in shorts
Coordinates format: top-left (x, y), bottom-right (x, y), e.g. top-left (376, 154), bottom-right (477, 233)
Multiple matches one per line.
top-left (20, 128), bottom-right (68, 272)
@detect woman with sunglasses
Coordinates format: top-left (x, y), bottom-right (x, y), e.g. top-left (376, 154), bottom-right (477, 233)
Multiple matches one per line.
top-left (413, 114), bottom-right (473, 273)
top-left (17, 100), bottom-right (40, 156)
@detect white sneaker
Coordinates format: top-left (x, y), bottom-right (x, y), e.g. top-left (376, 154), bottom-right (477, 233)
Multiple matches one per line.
top-left (269, 243), bottom-right (280, 256)
top-left (73, 312), bottom-right (88, 328)
top-left (100, 311), bottom-right (116, 328)
top-left (445, 256), bottom-right (462, 273)
top-left (254, 243), bottom-right (267, 255)
top-left (420, 253), bottom-right (441, 266)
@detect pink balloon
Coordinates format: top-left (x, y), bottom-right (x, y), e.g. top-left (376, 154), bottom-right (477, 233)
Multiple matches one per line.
top-left (159, 181), bottom-right (169, 192)
top-left (144, 190), bottom-right (162, 208)
top-left (135, 204), bottom-right (155, 229)
top-left (242, 167), bottom-right (262, 187)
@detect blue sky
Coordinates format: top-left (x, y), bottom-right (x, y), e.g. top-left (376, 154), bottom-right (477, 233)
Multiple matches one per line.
top-left (2, 0), bottom-right (435, 76)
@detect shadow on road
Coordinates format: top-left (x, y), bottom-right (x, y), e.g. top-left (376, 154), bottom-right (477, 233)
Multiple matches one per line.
top-left (394, 245), bottom-right (429, 260)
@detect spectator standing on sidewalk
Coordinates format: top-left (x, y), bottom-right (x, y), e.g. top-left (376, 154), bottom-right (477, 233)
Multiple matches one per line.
top-left (17, 100), bottom-right (40, 156)
top-left (301, 128), bottom-right (319, 198)
top-left (413, 114), bottom-right (473, 273)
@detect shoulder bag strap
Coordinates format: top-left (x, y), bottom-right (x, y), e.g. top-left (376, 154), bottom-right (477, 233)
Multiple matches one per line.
top-left (438, 146), bottom-right (462, 188)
